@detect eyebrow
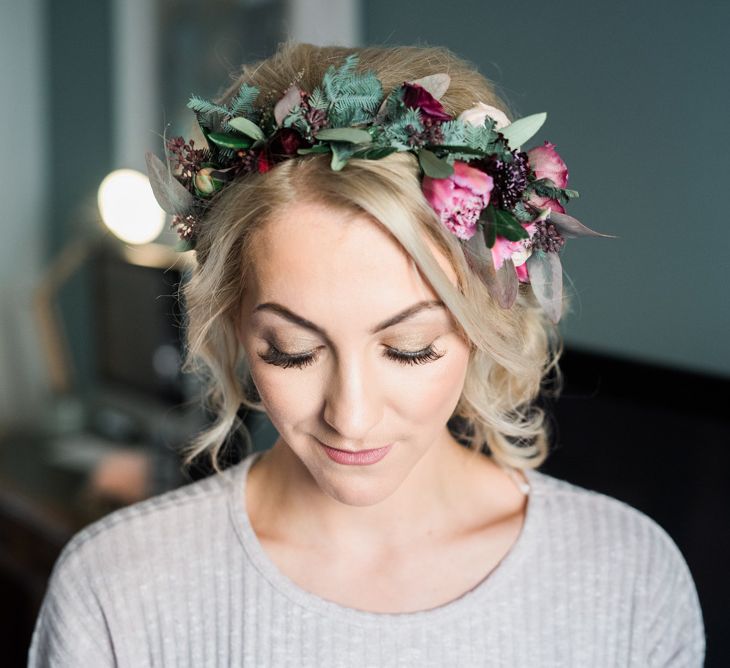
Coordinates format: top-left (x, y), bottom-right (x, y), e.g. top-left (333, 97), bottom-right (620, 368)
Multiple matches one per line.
top-left (252, 299), bottom-right (445, 339)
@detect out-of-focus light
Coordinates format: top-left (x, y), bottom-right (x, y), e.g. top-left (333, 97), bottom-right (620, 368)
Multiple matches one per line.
top-left (97, 169), bottom-right (166, 244)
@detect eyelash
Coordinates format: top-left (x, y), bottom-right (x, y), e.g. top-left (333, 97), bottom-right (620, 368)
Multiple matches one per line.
top-left (258, 343), bottom-right (445, 369)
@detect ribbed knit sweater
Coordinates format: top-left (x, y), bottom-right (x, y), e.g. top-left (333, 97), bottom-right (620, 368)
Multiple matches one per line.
top-left (28, 450), bottom-right (705, 667)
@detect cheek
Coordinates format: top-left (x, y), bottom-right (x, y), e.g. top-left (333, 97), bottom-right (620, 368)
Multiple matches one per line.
top-left (388, 340), bottom-right (470, 426)
top-left (248, 359), bottom-right (323, 425)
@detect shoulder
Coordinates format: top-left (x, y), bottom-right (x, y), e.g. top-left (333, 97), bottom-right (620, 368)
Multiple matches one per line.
top-left (526, 469), bottom-right (689, 575)
top-left (28, 465), bottom-right (243, 666)
top-left (529, 470), bottom-right (681, 553)
top-left (526, 469), bottom-right (706, 664)
top-left (51, 464), bottom-right (235, 586)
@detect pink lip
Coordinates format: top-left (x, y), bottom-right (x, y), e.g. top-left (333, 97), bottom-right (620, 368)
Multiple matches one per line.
top-left (319, 441), bottom-right (394, 466)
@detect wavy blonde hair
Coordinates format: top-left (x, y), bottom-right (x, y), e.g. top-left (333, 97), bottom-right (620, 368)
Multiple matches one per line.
top-left (180, 42), bottom-right (564, 474)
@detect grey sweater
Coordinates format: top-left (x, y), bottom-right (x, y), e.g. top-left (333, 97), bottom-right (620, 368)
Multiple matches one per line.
top-left (28, 450), bottom-right (705, 667)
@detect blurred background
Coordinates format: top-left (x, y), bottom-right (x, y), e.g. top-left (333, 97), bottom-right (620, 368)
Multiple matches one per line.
top-left (1, 0), bottom-right (727, 665)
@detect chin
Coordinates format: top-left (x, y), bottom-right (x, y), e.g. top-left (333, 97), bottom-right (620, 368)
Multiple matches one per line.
top-left (316, 471), bottom-right (402, 507)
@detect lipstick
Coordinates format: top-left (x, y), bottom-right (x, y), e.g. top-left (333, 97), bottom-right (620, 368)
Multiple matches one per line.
top-left (319, 442), bottom-right (393, 465)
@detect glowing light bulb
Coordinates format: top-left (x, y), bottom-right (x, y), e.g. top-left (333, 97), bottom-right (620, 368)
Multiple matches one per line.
top-left (98, 169), bottom-right (166, 244)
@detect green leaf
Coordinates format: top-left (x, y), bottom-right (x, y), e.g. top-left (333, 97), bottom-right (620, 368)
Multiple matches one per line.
top-left (482, 206), bottom-right (497, 248)
top-left (228, 117), bottom-right (266, 141)
top-left (329, 142), bottom-right (357, 171)
top-left (425, 144), bottom-right (486, 156)
top-left (352, 146), bottom-right (398, 160)
top-left (297, 145), bottom-right (331, 155)
top-left (549, 211), bottom-right (616, 239)
top-left (315, 128), bottom-right (372, 143)
top-left (418, 149), bottom-right (454, 178)
top-left (493, 209), bottom-right (529, 241)
top-left (480, 206), bottom-right (529, 245)
top-left (175, 237), bottom-right (196, 252)
top-left (500, 112), bottom-right (547, 149)
top-left (207, 132), bottom-right (252, 149)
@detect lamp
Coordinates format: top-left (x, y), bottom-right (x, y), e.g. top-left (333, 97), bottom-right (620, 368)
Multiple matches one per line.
top-left (97, 168), bottom-right (166, 245)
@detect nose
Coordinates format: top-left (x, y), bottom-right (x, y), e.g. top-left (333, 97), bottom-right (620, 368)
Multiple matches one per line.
top-left (322, 350), bottom-right (384, 445)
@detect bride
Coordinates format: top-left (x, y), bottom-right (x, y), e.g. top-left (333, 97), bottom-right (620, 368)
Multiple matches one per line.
top-left (29, 42), bottom-right (705, 667)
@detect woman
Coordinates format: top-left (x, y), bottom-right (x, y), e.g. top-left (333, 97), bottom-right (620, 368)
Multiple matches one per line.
top-left (29, 43), bottom-right (705, 667)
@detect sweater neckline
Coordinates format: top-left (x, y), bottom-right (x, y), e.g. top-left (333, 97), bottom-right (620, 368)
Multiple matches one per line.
top-left (225, 449), bottom-right (545, 628)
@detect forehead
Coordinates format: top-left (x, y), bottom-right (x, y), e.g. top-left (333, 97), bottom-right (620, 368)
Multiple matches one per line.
top-left (246, 200), bottom-right (455, 314)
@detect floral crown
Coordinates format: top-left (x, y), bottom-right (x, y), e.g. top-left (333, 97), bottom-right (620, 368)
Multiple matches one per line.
top-left (146, 53), bottom-right (609, 323)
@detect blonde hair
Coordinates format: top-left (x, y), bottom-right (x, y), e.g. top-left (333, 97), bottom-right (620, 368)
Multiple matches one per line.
top-left (180, 42), bottom-right (564, 474)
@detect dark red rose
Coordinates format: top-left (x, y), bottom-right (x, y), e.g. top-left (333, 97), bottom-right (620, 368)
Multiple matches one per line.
top-left (268, 128), bottom-right (310, 161)
top-left (401, 82), bottom-right (452, 122)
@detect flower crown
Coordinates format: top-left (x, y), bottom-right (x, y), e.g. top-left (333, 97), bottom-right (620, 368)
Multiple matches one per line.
top-left (146, 53), bottom-right (609, 323)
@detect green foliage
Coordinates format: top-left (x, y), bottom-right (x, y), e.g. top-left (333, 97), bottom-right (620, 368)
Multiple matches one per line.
top-left (320, 54), bottom-right (383, 126)
top-left (379, 107), bottom-right (422, 148)
top-left (307, 87), bottom-right (328, 111)
top-left (440, 120), bottom-right (466, 146)
top-left (464, 119), bottom-right (502, 154)
top-left (482, 205), bottom-right (529, 247)
top-left (187, 95), bottom-right (229, 117)
top-left (418, 149), bottom-right (454, 178)
top-left (527, 178), bottom-right (578, 205)
top-left (229, 84), bottom-right (259, 117)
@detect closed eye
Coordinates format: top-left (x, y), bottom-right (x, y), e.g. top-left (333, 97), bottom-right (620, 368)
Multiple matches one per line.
top-left (258, 343), bottom-right (445, 369)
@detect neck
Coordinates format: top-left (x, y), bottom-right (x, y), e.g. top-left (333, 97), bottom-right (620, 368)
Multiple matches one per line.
top-left (245, 432), bottom-right (519, 555)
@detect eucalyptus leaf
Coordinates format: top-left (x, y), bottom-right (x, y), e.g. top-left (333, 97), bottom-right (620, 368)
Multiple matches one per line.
top-left (463, 228), bottom-right (517, 309)
top-left (144, 151), bottom-right (193, 216)
top-left (418, 149), bottom-right (454, 178)
top-left (228, 116), bottom-right (266, 141)
top-left (410, 73), bottom-right (451, 100)
top-left (315, 127), bottom-right (372, 144)
top-left (500, 112), bottom-right (547, 149)
top-left (297, 145), bottom-right (331, 155)
top-left (463, 229), bottom-right (495, 283)
top-left (493, 259), bottom-right (519, 309)
top-left (549, 211), bottom-right (616, 239)
top-left (175, 238), bottom-right (196, 252)
top-left (330, 142), bottom-right (357, 171)
top-left (207, 132), bottom-right (252, 150)
top-left (526, 250), bottom-right (563, 323)
top-left (352, 146), bottom-right (398, 160)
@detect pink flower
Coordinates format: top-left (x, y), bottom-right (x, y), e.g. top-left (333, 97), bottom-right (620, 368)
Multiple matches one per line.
top-left (528, 141), bottom-right (568, 188)
top-left (422, 161), bottom-right (494, 240)
top-left (402, 82), bottom-right (453, 122)
top-left (491, 223), bottom-right (537, 283)
top-left (527, 141), bottom-right (568, 213)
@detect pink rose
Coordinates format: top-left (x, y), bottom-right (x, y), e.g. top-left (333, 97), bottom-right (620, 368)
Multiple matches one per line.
top-left (422, 161), bottom-right (494, 240)
top-left (527, 141), bottom-right (569, 213)
top-left (491, 222), bottom-right (537, 283)
top-left (528, 141), bottom-right (568, 187)
top-left (402, 82), bottom-right (453, 122)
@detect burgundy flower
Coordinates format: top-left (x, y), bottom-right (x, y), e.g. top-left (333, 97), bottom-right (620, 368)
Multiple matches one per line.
top-left (402, 82), bottom-right (452, 122)
top-left (268, 128), bottom-right (310, 160)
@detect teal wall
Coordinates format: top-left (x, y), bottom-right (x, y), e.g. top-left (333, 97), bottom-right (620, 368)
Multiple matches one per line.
top-left (363, 0), bottom-right (730, 377)
top-left (46, 0), bottom-right (113, 392)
